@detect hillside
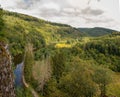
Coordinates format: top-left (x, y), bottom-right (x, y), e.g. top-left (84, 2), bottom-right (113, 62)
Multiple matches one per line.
top-left (0, 10), bottom-right (120, 97)
top-left (1, 11), bottom-right (83, 63)
top-left (78, 27), bottom-right (118, 37)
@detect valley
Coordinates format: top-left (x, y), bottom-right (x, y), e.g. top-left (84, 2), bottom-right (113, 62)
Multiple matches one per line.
top-left (0, 10), bottom-right (120, 97)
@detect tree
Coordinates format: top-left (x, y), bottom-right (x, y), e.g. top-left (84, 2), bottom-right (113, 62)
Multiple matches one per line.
top-left (24, 43), bottom-right (34, 83)
top-left (93, 67), bottom-right (112, 97)
top-left (59, 57), bottom-right (98, 97)
top-left (51, 51), bottom-right (66, 83)
top-left (0, 6), bottom-right (4, 32)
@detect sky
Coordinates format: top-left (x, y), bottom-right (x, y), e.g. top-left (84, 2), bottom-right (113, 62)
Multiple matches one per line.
top-left (0, 0), bottom-right (120, 31)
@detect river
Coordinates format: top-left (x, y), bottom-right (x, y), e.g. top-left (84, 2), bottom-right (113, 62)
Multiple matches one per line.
top-left (14, 62), bottom-right (23, 87)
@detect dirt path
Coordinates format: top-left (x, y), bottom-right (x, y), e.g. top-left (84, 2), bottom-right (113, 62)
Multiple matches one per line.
top-left (30, 87), bottom-right (39, 97)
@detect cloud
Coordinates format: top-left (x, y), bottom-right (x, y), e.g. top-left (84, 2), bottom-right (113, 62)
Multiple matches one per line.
top-left (81, 7), bottom-right (104, 16)
top-left (0, 0), bottom-right (120, 31)
top-left (82, 16), bottom-right (113, 23)
top-left (88, 0), bottom-right (101, 4)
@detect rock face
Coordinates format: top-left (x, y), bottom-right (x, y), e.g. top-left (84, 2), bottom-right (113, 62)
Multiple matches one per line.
top-left (0, 41), bottom-right (16, 97)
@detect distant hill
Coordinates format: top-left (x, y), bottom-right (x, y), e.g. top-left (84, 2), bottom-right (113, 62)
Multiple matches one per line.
top-left (78, 27), bottom-right (118, 37)
top-left (3, 11), bottom-right (83, 43)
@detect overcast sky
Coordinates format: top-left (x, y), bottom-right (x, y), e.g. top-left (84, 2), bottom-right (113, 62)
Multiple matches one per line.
top-left (0, 0), bottom-right (120, 30)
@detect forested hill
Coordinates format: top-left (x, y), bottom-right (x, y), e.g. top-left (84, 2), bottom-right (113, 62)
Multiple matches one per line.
top-left (1, 10), bottom-right (119, 66)
top-left (2, 10), bottom-right (83, 43)
top-left (1, 10), bottom-right (83, 58)
top-left (78, 27), bottom-right (118, 37)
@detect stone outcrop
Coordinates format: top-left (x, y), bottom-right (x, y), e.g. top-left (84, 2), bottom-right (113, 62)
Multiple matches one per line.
top-left (0, 41), bottom-right (16, 97)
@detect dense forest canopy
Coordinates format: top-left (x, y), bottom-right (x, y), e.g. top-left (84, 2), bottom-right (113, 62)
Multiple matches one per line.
top-left (78, 27), bottom-right (118, 37)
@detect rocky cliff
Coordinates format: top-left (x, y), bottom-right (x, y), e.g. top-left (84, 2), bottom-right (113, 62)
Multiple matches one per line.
top-left (0, 41), bottom-right (16, 97)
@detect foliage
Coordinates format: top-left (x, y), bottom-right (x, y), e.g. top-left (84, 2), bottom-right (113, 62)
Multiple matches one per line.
top-left (59, 58), bottom-right (98, 97)
top-left (93, 67), bottom-right (112, 97)
top-left (107, 73), bottom-right (120, 97)
top-left (0, 7), bottom-right (4, 32)
top-left (0, 10), bottom-right (120, 97)
top-left (15, 87), bottom-right (33, 97)
top-left (51, 51), bottom-right (66, 83)
top-left (71, 36), bottom-right (120, 72)
top-left (24, 43), bottom-right (34, 84)
top-left (0, 10), bottom-right (84, 65)
top-left (78, 27), bottom-right (118, 37)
